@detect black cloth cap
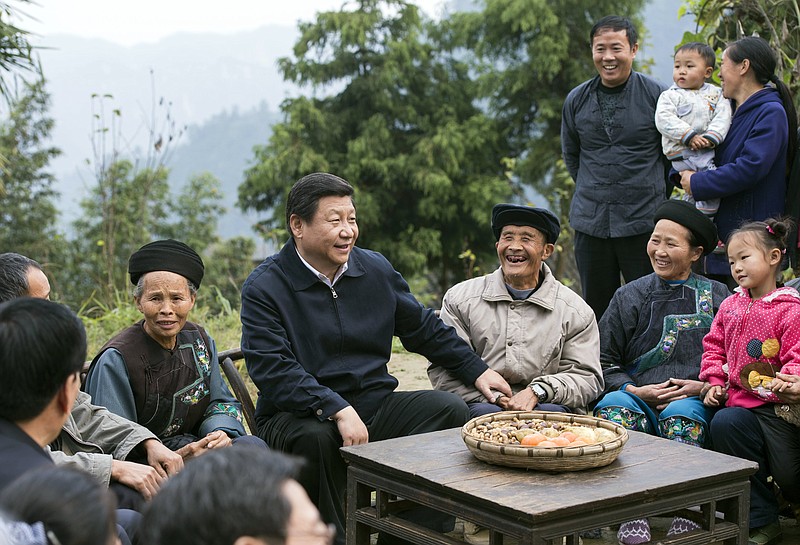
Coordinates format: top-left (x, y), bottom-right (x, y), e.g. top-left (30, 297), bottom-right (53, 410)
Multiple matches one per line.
top-left (652, 200), bottom-right (719, 256)
top-left (128, 239), bottom-right (205, 287)
top-left (491, 204), bottom-right (561, 243)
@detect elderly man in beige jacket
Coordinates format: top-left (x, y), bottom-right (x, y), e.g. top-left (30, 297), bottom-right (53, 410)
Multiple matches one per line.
top-left (429, 204), bottom-right (603, 418)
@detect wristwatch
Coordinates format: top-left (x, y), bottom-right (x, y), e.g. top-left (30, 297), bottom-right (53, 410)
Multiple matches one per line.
top-left (529, 383), bottom-right (548, 403)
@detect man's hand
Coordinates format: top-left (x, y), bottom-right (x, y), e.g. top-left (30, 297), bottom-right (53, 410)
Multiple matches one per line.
top-left (331, 406), bottom-right (368, 446)
top-left (679, 170), bottom-right (696, 195)
top-left (503, 387), bottom-right (538, 411)
top-left (773, 373), bottom-right (800, 403)
top-left (110, 459), bottom-right (164, 500)
top-left (474, 369), bottom-right (512, 402)
top-left (142, 438), bottom-right (183, 478)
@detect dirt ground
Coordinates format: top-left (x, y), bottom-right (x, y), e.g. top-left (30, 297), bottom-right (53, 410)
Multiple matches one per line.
top-left (387, 351), bottom-right (432, 390)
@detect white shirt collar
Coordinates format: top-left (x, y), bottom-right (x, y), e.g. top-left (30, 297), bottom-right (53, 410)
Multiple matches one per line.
top-left (295, 246), bottom-right (348, 287)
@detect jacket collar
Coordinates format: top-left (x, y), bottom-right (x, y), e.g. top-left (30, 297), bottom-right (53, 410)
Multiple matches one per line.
top-left (280, 239), bottom-right (365, 292)
top-left (481, 263), bottom-right (557, 311)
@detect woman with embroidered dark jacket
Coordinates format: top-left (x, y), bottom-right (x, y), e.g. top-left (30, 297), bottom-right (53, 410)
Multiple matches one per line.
top-left (85, 240), bottom-right (264, 456)
top-left (594, 200), bottom-right (731, 544)
top-left (595, 201), bottom-right (730, 444)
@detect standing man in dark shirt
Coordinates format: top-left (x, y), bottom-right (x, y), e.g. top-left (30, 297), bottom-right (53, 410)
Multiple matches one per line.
top-left (241, 172), bottom-right (511, 544)
top-left (561, 15), bottom-right (668, 318)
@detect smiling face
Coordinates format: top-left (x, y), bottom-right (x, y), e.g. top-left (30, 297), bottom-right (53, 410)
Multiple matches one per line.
top-left (291, 195), bottom-right (358, 281)
top-left (135, 271), bottom-right (196, 350)
top-left (496, 225), bottom-right (553, 290)
top-left (719, 47), bottom-right (747, 100)
top-left (647, 220), bottom-right (703, 282)
top-left (673, 49), bottom-right (713, 90)
top-left (592, 28), bottom-right (638, 88)
top-left (727, 233), bottom-right (782, 299)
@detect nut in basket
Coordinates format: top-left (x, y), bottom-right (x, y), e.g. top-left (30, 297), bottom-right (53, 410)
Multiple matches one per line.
top-left (461, 410), bottom-right (628, 471)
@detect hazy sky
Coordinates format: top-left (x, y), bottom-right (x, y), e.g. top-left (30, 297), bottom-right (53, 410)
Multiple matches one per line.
top-left (25, 0), bottom-right (446, 46)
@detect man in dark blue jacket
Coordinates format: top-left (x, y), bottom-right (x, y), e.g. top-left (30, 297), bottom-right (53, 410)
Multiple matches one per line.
top-left (241, 172), bottom-right (511, 545)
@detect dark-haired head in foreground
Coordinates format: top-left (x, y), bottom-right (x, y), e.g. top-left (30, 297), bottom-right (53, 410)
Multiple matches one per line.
top-left (0, 297), bottom-right (85, 427)
top-left (0, 466), bottom-right (117, 545)
top-left (141, 446), bottom-right (333, 545)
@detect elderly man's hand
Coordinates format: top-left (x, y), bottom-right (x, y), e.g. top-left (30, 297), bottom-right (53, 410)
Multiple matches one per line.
top-left (503, 387), bottom-right (538, 411)
top-left (111, 459), bottom-right (164, 500)
top-left (475, 369), bottom-right (512, 402)
top-left (332, 406), bottom-right (368, 446)
top-left (142, 438), bottom-right (183, 477)
top-left (773, 373), bottom-right (800, 404)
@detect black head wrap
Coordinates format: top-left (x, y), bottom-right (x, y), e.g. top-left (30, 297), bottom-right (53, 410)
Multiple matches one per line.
top-left (491, 204), bottom-right (561, 243)
top-left (653, 200), bottom-right (719, 256)
top-left (128, 239), bottom-right (205, 287)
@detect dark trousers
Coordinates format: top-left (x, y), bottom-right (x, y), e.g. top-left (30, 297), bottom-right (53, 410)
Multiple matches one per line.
top-left (573, 231), bottom-right (652, 320)
top-left (259, 390), bottom-right (470, 545)
top-left (710, 406), bottom-right (800, 528)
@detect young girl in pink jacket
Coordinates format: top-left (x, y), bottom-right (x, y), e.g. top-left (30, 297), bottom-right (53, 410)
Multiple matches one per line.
top-left (700, 217), bottom-right (800, 545)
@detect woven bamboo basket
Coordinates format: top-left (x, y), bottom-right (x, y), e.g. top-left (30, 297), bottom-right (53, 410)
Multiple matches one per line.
top-left (461, 411), bottom-right (628, 471)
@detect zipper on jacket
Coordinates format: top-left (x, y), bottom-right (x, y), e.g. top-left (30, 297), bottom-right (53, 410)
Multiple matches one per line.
top-left (330, 286), bottom-right (338, 299)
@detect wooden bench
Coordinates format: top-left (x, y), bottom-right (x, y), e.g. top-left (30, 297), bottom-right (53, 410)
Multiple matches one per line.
top-left (81, 347), bottom-right (257, 434)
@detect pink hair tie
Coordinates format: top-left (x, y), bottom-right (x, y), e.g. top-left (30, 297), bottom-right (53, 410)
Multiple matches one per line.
top-left (766, 225), bottom-right (776, 235)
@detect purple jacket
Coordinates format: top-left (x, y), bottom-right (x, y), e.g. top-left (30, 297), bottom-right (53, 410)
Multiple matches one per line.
top-left (688, 87), bottom-right (788, 274)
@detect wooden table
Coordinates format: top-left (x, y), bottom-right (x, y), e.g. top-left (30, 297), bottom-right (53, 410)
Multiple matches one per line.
top-left (341, 428), bottom-right (758, 545)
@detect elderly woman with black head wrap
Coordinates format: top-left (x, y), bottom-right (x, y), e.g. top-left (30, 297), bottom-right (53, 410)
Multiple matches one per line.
top-left (85, 240), bottom-right (264, 457)
top-left (592, 201), bottom-right (732, 544)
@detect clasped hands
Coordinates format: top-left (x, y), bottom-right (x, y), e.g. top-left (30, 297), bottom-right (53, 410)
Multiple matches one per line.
top-left (625, 378), bottom-right (704, 410)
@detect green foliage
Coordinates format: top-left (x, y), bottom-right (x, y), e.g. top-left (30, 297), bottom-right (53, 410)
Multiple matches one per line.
top-left (156, 172), bottom-right (225, 252)
top-left (445, 0), bottom-right (648, 282)
top-left (239, 0), bottom-right (514, 297)
top-left (0, 79), bottom-right (61, 262)
top-left (67, 161), bottom-right (171, 307)
top-left (678, 0), bottom-right (800, 108)
top-left (203, 236), bottom-right (257, 313)
top-left (0, 1), bottom-right (38, 101)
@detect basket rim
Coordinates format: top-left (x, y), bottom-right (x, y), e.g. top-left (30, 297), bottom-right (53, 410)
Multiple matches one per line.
top-left (461, 410), bottom-right (629, 460)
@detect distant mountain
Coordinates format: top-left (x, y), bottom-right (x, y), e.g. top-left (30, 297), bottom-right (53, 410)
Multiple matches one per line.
top-left (37, 25), bottom-right (299, 226)
top-left (168, 102), bottom-right (282, 240)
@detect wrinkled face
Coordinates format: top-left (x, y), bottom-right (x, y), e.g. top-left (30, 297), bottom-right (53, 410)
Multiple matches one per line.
top-left (283, 479), bottom-right (335, 545)
top-left (727, 233), bottom-right (781, 299)
top-left (495, 225), bottom-right (553, 290)
top-left (291, 195), bottom-right (358, 280)
top-left (26, 267), bottom-right (51, 300)
top-left (592, 28), bottom-right (638, 87)
top-left (673, 49), bottom-right (713, 90)
top-left (647, 220), bottom-right (702, 282)
top-left (135, 271), bottom-right (195, 350)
